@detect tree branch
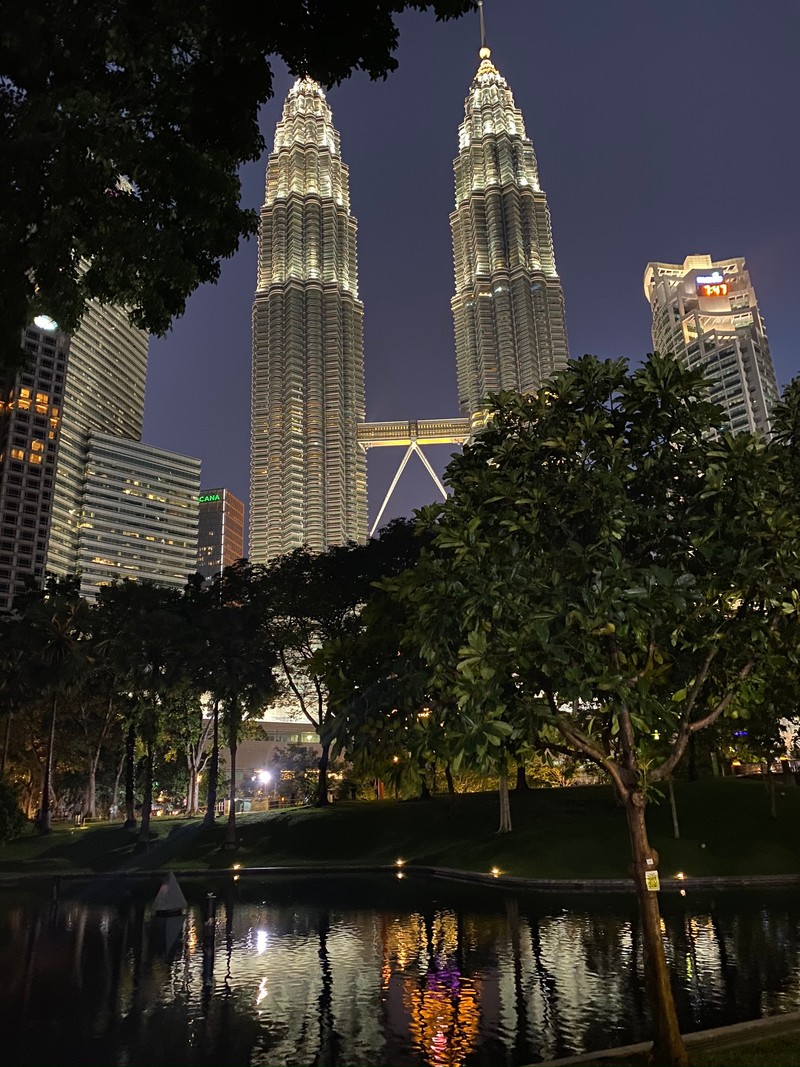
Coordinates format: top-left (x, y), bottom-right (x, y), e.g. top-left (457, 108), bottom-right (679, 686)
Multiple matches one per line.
top-left (651, 657), bottom-right (757, 782)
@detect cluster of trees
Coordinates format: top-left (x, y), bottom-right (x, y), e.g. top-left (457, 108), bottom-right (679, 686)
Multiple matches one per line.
top-left (0, 519), bottom-right (422, 848)
top-left (316, 354), bottom-right (800, 1066)
top-left (3, 353), bottom-right (800, 1065)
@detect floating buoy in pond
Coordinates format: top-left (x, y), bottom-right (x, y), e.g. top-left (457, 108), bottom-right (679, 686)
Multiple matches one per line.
top-left (154, 871), bottom-right (188, 916)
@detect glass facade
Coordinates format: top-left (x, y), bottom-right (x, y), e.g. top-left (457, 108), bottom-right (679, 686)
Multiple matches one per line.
top-left (76, 433), bottom-right (200, 600)
top-left (197, 487), bottom-right (245, 579)
top-left (45, 300), bottom-right (149, 578)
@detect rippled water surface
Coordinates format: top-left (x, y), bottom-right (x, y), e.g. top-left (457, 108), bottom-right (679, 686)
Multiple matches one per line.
top-left (3, 875), bottom-right (800, 1066)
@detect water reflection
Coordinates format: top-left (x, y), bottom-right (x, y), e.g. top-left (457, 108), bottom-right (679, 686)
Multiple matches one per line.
top-left (2, 879), bottom-right (800, 1066)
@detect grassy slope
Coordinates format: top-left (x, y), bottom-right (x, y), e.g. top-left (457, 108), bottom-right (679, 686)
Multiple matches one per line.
top-left (567, 1029), bottom-right (800, 1066)
top-left (2, 777), bottom-right (799, 878)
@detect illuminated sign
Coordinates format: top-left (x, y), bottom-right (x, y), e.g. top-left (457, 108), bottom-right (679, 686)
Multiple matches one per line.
top-left (198, 493), bottom-right (221, 503)
top-left (696, 271), bottom-right (728, 298)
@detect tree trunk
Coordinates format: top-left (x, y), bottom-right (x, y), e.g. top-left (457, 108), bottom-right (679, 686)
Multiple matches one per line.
top-left (136, 738), bottom-right (153, 852)
top-left (444, 762), bottom-right (456, 799)
top-left (514, 763), bottom-right (529, 791)
top-left (38, 694), bottom-right (58, 834)
top-left (315, 741), bottom-right (330, 807)
top-left (223, 705), bottom-right (238, 851)
top-left (187, 712), bottom-right (213, 816)
top-left (84, 758), bottom-right (97, 821)
top-left (204, 700), bottom-right (220, 827)
top-left (668, 775), bottom-right (680, 840)
top-left (124, 720), bottom-right (137, 829)
top-left (112, 748), bottom-right (125, 818)
top-left (85, 741), bottom-right (104, 820)
top-left (1, 711), bottom-right (11, 777)
top-left (765, 761), bottom-right (777, 820)
top-left (186, 759), bottom-right (198, 817)
top-left (497, 766), bottom-right (512, 834)
top-left (624, 789), bottom-right (688, 1066)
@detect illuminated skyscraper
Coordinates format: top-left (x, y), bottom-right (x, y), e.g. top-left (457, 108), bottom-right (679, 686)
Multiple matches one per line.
top-left (250, 78), bottom-right (367, 561)
top-left (0, 302), bottom-right (204, 607)
top-left (0, 305), bottom-right (148, 608)
top-left (644, 254), bottom-right (780, 434)
top-left (451, 42), bottom-right (569, 426)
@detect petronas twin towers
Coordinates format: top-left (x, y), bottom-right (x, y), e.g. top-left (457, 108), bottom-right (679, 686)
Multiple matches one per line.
top-left (250, 39), bottom-right (568, 561)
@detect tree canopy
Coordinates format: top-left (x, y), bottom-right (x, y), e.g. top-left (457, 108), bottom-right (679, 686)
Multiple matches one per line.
top-left (387, 354), bottom-right (800, 1065)
top-left (0, 0), bottom-right (474, 369)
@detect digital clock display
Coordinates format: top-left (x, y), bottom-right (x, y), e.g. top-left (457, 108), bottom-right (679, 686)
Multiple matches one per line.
top-left (696, 271), bottom-right (728, 298)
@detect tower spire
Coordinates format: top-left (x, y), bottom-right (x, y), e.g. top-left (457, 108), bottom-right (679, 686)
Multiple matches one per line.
top-left (478, 0), bottom-right (490, 58)
top-left (451, 21), bottom-right (570, 427)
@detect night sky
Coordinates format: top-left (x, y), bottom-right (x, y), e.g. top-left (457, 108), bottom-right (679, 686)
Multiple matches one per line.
top-left (142, 0), bottom-right (800, 543)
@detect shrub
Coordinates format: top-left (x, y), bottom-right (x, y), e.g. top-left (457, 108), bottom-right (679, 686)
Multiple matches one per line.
top-left (0, 776), bottom-right (26, 844)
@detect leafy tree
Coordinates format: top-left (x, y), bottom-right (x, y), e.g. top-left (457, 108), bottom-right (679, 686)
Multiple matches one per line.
top-left (0, 0), bottom-right (473, 369)
top-left (0, 775), bottom-right (26, 843)
top-left (392, 355), bottom-right (800, 1066)
top-left (17, 576), bottom-right (91, 833)
top-left (197, 562), bottom-right (277, 849)
top-left (261, 521), bottom-right (422, 806)
top-left (0, 616), bottom-right (26, 778)
top-left (269, 745), bottom-right (318, 805)
top-left (98, 581), bottom-right (188, 848)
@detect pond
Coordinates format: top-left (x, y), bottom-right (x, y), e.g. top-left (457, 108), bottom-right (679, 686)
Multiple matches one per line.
top-left (3, 873), bottom-right (800, 1066)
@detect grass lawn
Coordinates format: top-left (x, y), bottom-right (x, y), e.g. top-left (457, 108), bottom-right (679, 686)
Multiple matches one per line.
top-left (2, 776), bottom-right (800, 879)
top-left (691, 1032), bottom-right (800, 1066)
top-left (566, 1027), bottom-right (800, 1066)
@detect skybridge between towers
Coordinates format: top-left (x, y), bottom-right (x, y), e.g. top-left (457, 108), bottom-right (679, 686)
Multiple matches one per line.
top-left (357, 417), bottom-right (471, 537)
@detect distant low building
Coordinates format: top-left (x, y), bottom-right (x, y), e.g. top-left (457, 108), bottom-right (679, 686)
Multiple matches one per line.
top-left (197, 487), bottom-right (245, 579)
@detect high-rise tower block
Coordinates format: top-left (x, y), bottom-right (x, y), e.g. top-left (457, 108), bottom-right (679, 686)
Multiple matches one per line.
top-left (644, 254), bottom-right (780, 435)
top-left (250, 78), bottom-right (367, 561)
top-left (450, 43), bottom-right (569, 427)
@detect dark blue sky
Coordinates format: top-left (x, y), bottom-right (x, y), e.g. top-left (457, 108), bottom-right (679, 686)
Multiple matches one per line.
top-left (143, 0), bottom-right (800, 539)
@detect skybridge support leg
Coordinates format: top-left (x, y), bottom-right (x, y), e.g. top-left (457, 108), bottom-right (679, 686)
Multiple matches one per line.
top-left (368, 442), bottom-right (449, 538)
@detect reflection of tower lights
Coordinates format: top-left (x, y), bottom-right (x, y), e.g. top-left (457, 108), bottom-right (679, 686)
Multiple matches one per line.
top-left (404, 975), bottom-right (481, 1067)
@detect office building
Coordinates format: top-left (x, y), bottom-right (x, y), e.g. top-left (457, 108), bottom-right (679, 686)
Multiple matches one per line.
top-left (45, 301), bottom-right (149, 578)
top-left (197, 487), bottom-right (245, 579)
top-left (250, 77), bottom-right (367, 562)
top-left (0, 323), bottom-right (69, 609)
top-left (0, 303), bottom-right (148, 609)
top-left (450, 44), bottom-right (569, 427)
top-left (76, 433), bottom-right (200, 599)
top-left (644, 255), bottom-right (780, 434)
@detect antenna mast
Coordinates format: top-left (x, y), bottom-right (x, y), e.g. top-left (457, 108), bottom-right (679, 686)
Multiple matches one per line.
top-left (478, 1), bottom-right (490, 57)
